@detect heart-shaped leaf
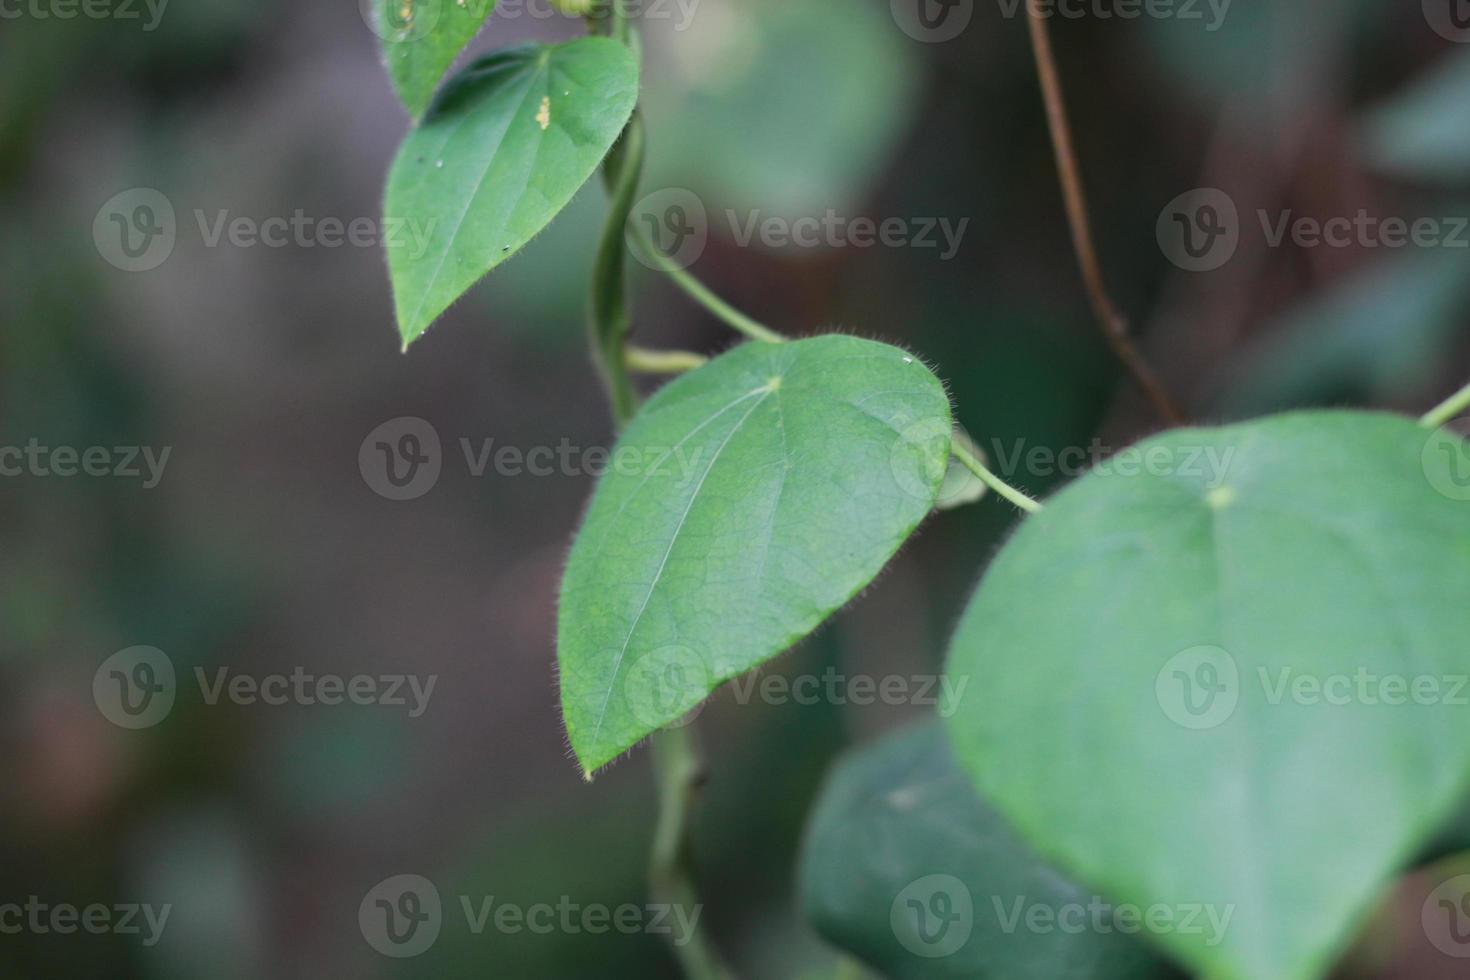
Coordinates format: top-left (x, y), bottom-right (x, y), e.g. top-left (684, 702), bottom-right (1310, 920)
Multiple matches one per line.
top-left (384, 39), bottom-right (639, 348)
top-left (559, 335), bottom-right (952, 775)
top-left (370, 0), bottom-right (497, 121)
top-left (799, 719), bottom-right (1184, 979)
top-left (945, 411), bottom-right (1470, 980)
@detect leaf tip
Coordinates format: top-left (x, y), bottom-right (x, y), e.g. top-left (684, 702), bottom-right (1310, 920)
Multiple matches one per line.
top-left (397, 319), bottom-right (425, 353)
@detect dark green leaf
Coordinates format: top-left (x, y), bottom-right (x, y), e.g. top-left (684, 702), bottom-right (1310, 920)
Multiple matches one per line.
top-left (800, 720), bottom-right (1183, 979)
top-left (1361, 49), bottom-right (1470, 183)
top-left (1211, 248), bottom-right (1470, 418)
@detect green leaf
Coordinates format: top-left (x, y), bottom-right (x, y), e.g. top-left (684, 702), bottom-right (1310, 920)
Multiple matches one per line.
top-left (799, 720), bottom-right (1183, 980)
top-left (1211, 248), bottom-right (1470, 418)
top-left (371, 0), bottom-right (496, 121)
top-left (384, 39), bottom-right (639, 348)
top-left (945, 411), bottom-right (1470, 980)
top-left (1361, 49), bottom-right (1470, 183)
top-left (640, 0), bottom-right (920, 222)
top-left (1141, 0), bottom-right (1384, 116)
top-left (559, 335), bottom-right (952, 775)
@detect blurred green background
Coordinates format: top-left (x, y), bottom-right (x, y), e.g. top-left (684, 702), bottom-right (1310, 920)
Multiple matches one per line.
top-left (1, 0), bottom-right (1468, 976)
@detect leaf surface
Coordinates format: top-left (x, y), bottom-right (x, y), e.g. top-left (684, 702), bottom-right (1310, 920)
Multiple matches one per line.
top-left (800, 720), bottom-right (1183, 979)
top-left (371, 0), bottom-right (496, 120)
top-left (945, 411), bottom-right (1470, 980)
top-left (559, 335), bottom-right (952, 774)
top-left (385, 39), bottom-right (638, 347)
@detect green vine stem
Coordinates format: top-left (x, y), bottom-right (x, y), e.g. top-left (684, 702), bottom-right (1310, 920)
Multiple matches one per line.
top-left (649, 726), bottom-right (734, 980)
top-left (952, 442), bottom-right (1043, 514)
top-left (627, 345), bottom-right (708, 374)
top-left (586, 10), bottom-right (735, 978)
top-left (1422, 379), bottom-right (1470, 429)
top-left (627, 223), bottom-right (786, 344)
top-left (589, 111), bottom-right (645, 425)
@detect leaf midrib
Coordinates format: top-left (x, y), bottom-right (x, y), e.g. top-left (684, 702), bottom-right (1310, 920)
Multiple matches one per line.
top-left (405, 53), bottom-right (546, 332)
top-left (584, 385), bottom-right (776, 749)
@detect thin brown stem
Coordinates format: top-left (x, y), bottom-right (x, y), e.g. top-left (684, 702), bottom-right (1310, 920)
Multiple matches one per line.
top-left (1023, 2), bottom-right (1185, 425)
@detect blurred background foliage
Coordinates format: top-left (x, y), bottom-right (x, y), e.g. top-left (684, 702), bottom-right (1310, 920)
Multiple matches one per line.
top-left (1, 0), bottom-right (1468, 976)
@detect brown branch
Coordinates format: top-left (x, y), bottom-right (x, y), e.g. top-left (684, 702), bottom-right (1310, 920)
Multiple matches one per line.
top-left (1023, 2), bottom-right (1185, 425)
